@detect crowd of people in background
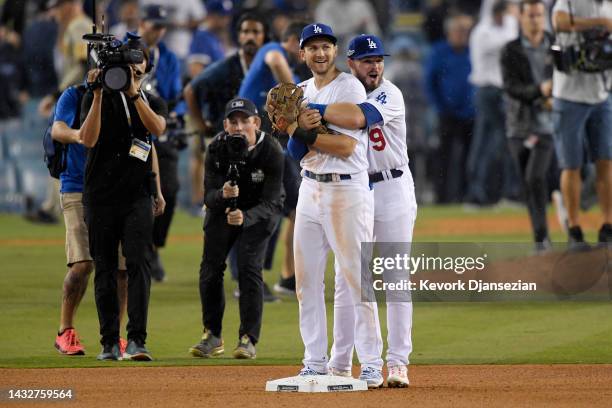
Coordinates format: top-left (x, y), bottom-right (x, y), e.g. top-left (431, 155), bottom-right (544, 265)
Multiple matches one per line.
top-left (0, 0), bottom-right (609, 242)
top-left (0, 0), bottom-right (533, 213)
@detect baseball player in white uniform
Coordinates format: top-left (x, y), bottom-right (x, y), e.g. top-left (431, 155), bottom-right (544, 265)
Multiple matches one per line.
top-left (299, 34), bottom-right (417, 387)
top-left (284, 23), bottom-right (384, 387)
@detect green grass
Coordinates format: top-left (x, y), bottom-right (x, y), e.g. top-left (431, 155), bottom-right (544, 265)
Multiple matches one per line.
top-left (1, 207), bottom-right (611, 368)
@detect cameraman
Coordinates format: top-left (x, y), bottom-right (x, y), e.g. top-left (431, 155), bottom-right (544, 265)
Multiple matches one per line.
top-left (189, 98), bottom-right (284, 360)
top-left (80, 40), bottom-right (168, 361)
top-left (552, 0), bottom-right (612, 247)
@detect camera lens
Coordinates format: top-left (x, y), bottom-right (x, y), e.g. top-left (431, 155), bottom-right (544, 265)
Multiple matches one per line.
top-left (103, 66), bottom-right (130, 91)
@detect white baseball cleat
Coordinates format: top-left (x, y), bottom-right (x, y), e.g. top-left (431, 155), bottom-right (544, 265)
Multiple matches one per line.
top-left (359, 367), bottom-right (383, 389)
top-left (387, 365), bottom-right (409, 388)
top-left (328, 366), bottom-right (352, 377)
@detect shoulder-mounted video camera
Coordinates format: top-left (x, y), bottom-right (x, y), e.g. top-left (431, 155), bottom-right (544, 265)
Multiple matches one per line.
top-left (83, 31), bottom-right (145, 92)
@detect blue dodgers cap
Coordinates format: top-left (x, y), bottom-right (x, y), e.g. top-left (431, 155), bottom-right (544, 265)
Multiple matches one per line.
top-left (141, 4), bottom-right (170, 26)
top-left (299, 23), bottom-right (337, 49)
top-left (347, 34), bottom-right (390, 59)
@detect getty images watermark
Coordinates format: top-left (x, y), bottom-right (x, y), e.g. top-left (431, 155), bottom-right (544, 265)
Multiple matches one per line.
top-left (360, 242), bottom-right (612, 302)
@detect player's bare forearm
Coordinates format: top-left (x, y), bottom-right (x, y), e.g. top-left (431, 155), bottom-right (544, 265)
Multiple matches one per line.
top-left (311, 134), bottom-right (357, 159)
top-left (51, 121), bottom-right (81, 144)
top-left (553, 11), bottom-right (612, 32)
top-left (324, 103), bottom-right (366, 130)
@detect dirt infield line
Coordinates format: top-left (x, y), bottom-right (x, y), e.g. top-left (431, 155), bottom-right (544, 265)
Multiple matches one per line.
top-left (2, 365), bottom-right (611, 407)
top-left (1, 213), bottom-right (604, 247)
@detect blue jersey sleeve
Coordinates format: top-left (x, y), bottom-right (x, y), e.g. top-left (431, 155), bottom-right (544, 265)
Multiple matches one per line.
top-left (54, 87), bottom-right (79, 127)
top-left (287, 137), bottom-right (308, 160)
top-left (358, 102), bottom-right (384, 128)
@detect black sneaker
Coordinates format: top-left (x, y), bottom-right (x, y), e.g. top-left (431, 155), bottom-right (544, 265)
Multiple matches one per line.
top-left (598, 223), bottom-right (612, 247)
top-left (97, 343), bottom-right (121, 361)
top-left (123, 340), bottom-right (153, 361)
top-left (232, 334), bottom-right (256, 359)
top-left (568, 226), bottom-right (590, 252)
top-left (189, 330), bottom-right (224, 358)
top-left (273, 276), bottom-right (296, 295)
top-left (263, 282), bottom-right (280, 303)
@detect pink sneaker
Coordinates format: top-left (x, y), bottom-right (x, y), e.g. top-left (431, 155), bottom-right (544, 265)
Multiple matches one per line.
top-left (119, 338), bottom-right (128, 355)
top-left (54, 328), bottom-right (85, 355)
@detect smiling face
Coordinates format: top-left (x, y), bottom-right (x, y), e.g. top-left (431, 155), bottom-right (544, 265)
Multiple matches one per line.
top-left (300, 38), bottom-right (337, 76)
top-left (348, 56), bottom-right (384, 92)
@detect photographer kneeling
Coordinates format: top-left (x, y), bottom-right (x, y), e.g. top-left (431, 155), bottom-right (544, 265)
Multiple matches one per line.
top-left (190, 98), bottom-right (284, 360)
top-left (552, 0), bottom-right (612, 248)
top-left (80, 38), bottom-right (168, 361)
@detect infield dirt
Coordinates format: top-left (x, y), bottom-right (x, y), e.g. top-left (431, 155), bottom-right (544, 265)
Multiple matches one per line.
top-left (2, 364), bottom-right (612, 407)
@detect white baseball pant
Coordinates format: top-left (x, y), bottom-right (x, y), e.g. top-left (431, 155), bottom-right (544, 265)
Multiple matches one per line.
top-left (329, 166), bottom-right (417, 370)
top-left (294, 171), bottom-right (383, 373)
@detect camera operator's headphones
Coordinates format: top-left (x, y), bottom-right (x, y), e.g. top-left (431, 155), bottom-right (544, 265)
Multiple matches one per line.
top-left (124, 32), bottom-right (154, 74)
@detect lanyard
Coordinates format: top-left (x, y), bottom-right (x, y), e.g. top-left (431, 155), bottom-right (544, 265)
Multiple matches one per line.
top-left (120, 90), bottom-right (149, 139)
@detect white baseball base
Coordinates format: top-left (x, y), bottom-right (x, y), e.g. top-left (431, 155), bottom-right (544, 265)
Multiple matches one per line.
top-left (265, 375), bottom-right (368, 393)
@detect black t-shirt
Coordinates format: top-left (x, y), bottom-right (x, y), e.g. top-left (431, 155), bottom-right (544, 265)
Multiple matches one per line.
top-left (204, 131), bottom-right (285, 228)
top-left (81, 90), bottom-right (168, 206)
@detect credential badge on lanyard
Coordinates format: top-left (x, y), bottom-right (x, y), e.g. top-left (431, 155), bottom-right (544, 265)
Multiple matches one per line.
top-left (121, 91), bottom-right (152, 162)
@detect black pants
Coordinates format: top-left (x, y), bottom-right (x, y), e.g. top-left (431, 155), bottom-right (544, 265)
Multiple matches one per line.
top-left (436, 115), bottom-right (474, 203)
top-left (86, 196), bottom-right (153, 346)
top-left (508, 136), bottom-right (554, 242)
top-left (199, 211), bottom-right (279, 344)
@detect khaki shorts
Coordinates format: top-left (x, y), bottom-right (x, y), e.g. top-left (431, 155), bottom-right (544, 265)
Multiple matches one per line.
top-left (61, 193), bottom-right (126, 269)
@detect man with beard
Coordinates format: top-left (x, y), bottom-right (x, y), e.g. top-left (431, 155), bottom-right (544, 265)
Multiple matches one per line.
top-left (184, 13), bottom-right (268, 213)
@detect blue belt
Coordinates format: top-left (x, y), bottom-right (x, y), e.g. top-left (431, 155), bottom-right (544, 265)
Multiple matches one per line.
top-left (368, 169), bottom-right (403, 184)
top-left (303, 170), bottom-right (352, 183)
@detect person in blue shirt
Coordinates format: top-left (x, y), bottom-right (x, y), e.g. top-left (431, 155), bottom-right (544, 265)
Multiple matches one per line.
top-left (186, 0), bottom-right (231, 79)
top-left (238, 21), bottom-right (304, 121)
top-left (51, 75), bottom-right (128, 357)
top-left (135, 5), bottom-right (185, 282)
top-left (424, 13), bottom-right (475, 203)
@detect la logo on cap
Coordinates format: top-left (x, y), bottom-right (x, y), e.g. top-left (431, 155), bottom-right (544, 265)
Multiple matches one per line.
top-left (231, 100), bottom-right (244, 108)
top-left (367, 38), bottom-right (377, 49)
top-left (313, 24), bottom-right (322, 34)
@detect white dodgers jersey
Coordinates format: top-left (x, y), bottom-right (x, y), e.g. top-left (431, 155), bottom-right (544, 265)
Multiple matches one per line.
top-left (298, 72), bottom-right (369, 174)
top-left (365, 79), bottom-right (409, 173)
